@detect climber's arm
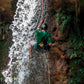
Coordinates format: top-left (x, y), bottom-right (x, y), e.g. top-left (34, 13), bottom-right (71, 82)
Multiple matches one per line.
top-left (37, 19), bottom-right (44, 29)
top-left (48, 43), bottom-right (52, 46)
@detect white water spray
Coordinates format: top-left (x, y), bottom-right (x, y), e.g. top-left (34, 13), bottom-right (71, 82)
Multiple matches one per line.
top-left (2, 0), bottom-right (48, 84)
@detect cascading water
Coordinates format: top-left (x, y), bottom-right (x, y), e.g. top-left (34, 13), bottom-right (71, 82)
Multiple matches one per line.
top-left (2, 0), bottom-right (48, 84)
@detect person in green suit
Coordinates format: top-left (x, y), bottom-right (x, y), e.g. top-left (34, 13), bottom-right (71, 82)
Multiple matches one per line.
top-left (29, 20), bottom-right (52, 58)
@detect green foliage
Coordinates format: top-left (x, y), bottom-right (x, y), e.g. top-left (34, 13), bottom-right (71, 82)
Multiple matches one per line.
top-left (0, 77), bottom-right (4, 83)
top-left (55, 10), bottom-right (84, 84)
top-left (55, 10), bottom-right (72, 34)
top-left (0, 21), bottom-right (10, 40)
top-left (80, 0), bottom-right (84, 6)
top-left (69, 28), bottom-right (84, 83)
top-left (0, 22), bottom-right (12, 84)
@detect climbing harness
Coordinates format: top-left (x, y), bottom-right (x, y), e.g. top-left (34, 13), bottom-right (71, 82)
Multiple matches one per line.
top-left (39, 43), bottom-right (44, 47)
top-left (37, 35), bottom-right (51, 51)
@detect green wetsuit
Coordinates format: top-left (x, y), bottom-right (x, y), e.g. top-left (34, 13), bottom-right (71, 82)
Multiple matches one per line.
top-left (34, 29), bottom-right (51, 49)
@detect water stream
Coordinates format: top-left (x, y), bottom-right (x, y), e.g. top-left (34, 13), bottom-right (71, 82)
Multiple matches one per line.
top-left (2, 0), bottom-right (48, 84)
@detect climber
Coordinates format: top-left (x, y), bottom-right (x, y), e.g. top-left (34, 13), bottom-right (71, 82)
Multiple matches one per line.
top-left (29, 19), bottom-right (52, 58)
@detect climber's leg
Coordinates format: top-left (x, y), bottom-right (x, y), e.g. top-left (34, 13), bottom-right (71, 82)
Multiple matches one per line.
top-left (61, 49), bottom-right (69, 59)
top-left (63, 49), bottom-right (69, 56)
top-left (29, 44), bottom-right (33, 58)
top-left (29, 41), bottom-right (36, 59)
top-left (51, 46), bottom-right (69, 59)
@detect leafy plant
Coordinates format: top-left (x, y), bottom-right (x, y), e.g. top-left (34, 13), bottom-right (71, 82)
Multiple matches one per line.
top-left (55, 10), bottom-right (72, 34)
top-left (0, 77), bottom-right (5, 83)
top-left (0, 21), bottom-right (10, 40)
top-left (55, 10), bottom-right (84, 84)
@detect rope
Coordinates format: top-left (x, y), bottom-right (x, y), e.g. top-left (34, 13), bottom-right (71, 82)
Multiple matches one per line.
top-left (46, 52), bottom-right (51, 84)
top-left (41, 1), bottom-right (51, 82)
top-left (41, 0), bottom-right (43, 20)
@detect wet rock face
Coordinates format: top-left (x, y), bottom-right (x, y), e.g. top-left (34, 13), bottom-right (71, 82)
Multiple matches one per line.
top-left (46, 0), bottom-right (71, 84)
top-left (27, 50), bottom-right (49, 84)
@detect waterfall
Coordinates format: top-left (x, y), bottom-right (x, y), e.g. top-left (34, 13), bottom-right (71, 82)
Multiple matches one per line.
top-left (2, 0), bottom-right (48, 84)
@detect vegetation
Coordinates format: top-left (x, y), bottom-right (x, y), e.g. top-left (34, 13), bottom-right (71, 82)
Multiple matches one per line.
top-left (0, 22), bottom-right (10, 40)
top-left (0, 40), bottom-right (5, 83)
top-left (55, 9), bottom-right (84, 84)
top-left (0, 0), bottom-right (18, 84)
top-left (0, 22), bottom-right (12, 84)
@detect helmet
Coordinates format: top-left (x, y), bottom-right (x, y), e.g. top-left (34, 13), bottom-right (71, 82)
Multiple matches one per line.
top-left (41, 23), bottom-right (48, 30)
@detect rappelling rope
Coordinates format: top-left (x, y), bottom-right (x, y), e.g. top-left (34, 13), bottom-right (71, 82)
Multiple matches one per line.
top-left (41, 0), bottom-right (43, 20)
top-left (46, 52), bottom-right (51, 84)
top-left (41, 1), bottom-right (50, 83)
